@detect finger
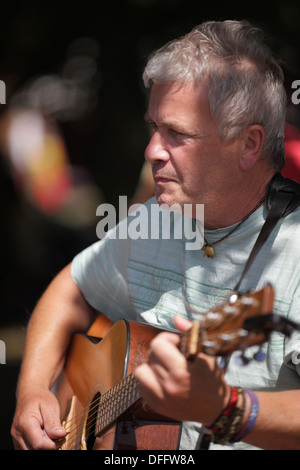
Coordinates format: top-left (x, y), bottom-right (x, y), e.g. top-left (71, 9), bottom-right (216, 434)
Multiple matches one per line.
top-left (12, 434), bottom-right (29, 450)
top-left (16, 417), bottom-right (60, 450)
top-left (173, 314), bottom-right (192, 332)
top-left (23, 398), bottom-right (66, 449)
top-left (41, 401), bottom-right (66, 443)
top-left (11, 411), bottom-right (57, 450)
top-left (135, 363), bottom-right (163, 398)
top-left (148, 332), bottom-right (187, 371)
top-left (134, 363), bottom-right (166, 414)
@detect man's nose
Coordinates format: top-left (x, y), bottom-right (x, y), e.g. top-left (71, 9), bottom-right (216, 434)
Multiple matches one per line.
top-left (145, 131), bottom-right (169, 163)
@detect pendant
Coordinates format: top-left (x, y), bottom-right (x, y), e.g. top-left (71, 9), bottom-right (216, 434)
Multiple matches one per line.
top-left (202, 244), bottom-right (214, 258)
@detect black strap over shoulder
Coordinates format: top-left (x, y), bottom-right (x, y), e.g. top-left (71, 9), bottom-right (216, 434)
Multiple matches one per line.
top-left (234, 173), bottom-right (300, 292)
top-left (266, 172), bottom-right (300, 216)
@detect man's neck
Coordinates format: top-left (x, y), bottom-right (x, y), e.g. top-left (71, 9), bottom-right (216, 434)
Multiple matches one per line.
top-left (203, 172), bottom-right (274, 230)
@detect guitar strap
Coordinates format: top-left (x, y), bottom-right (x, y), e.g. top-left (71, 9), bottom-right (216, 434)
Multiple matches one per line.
top-left (234, 172), bottom-right (300, 292)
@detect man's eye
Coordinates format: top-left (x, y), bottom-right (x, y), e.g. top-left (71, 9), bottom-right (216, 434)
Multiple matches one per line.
top-left (149, 121), bottom-right (158, 133)
top-left (170, 128), bottom-right (185, 137)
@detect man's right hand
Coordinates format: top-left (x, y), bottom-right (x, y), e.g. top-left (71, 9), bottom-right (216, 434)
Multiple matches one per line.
top-left (11, 389), bottom-right (66, 450)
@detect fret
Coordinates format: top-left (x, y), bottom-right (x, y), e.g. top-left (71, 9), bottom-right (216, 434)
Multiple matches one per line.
top-left (95, 373), bottom-right (141, 436)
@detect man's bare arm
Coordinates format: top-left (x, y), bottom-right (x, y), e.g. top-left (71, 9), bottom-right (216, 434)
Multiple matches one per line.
top-left (11, 263), bottom-right (98, 450)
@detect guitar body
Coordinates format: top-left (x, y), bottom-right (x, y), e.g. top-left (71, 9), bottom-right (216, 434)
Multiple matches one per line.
top-left (55, 317), bottom-right (182, 450)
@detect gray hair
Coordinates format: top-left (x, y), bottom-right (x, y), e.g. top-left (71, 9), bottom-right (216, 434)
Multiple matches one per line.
top-left (143, 20), bottom-right (286, 171)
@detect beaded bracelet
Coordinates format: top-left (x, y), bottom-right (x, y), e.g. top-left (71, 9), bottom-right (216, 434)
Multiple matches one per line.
top-left (204, 386), bottom-right (245, 445)
top-left (213, 388), bottom-right (245, 445)
top-left (230, 389), bottom-right (259, 443)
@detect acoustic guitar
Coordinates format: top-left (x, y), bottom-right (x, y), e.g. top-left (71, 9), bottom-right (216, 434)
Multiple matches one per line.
top-left (54, 284), bottom-right (297, 450)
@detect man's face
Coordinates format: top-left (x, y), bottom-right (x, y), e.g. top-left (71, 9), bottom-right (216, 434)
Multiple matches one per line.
top-left (145, 81), bottom-right (242, 224)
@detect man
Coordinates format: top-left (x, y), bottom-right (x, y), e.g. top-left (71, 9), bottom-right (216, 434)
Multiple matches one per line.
top-left (11, 20), bottom-right (300, 450)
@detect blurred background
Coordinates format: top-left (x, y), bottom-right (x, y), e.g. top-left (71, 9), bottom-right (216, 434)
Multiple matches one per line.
top-left (1, 0), bottom-right (300, 450)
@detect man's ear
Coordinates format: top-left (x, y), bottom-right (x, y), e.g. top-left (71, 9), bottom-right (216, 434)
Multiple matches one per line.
top-left (239, 125), bottom-right (265, 171)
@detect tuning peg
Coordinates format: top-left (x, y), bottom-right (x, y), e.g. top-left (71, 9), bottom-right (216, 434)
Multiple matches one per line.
top-left (253, 347), bottom-right (266, 362)
top-left (235, 352), bottom-right (250, 366)
top-left (219, 356), bottom-right (230, 370)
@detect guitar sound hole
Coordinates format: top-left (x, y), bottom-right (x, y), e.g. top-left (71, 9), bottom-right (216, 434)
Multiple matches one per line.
top-left (86, 392), bottom-right (100, 450)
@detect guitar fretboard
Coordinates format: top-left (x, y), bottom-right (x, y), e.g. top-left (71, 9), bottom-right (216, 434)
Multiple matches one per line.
top-left (95, 373), bottom-right (140, 436)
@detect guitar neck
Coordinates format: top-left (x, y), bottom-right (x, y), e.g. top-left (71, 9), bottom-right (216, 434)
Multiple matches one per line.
top-left (95, 373), bottom-right (140, 437)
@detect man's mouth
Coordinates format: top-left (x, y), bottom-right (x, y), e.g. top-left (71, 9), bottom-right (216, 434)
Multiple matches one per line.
top-left (154, 174), bottom-right (176, 184)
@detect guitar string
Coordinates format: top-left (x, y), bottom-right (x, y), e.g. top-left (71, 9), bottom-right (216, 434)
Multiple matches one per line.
top-left (62, 397), bottom-right (100, 449)
top-left (61, 379), bottom-right (119, 433)
top-left (62, 383), bottom-right (136, 449)
top-left (62, 372), bottom-right (136, 435)
top-left (61, 391), bottom-right (115, 449)
top-left (60, 373), bottom-right (140, 449)
top-left (61, 391), bottom-right (119, 449)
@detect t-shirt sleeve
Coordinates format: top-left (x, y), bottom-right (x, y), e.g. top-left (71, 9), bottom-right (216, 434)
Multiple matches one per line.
top-left (71, 218), bottom-right (137, 322)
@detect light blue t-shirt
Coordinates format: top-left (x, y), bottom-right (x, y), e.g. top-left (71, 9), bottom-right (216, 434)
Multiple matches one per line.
top-left (71, 198), bottom-right (300, 450)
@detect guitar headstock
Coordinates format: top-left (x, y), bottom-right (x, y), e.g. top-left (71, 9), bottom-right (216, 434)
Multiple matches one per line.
top-left (180, 284), bottom-right (277, 360)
